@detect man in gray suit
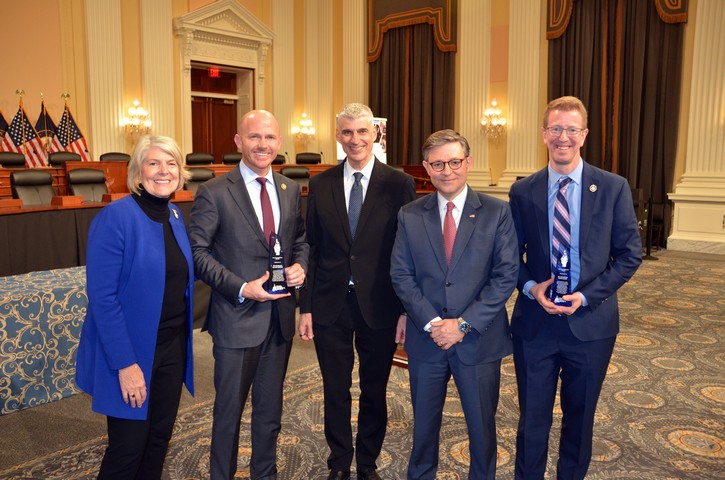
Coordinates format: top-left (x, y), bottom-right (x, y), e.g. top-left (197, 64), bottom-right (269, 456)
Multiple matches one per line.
top-left (189, 110), bottom-right (308, 480)
top-left (391, 130), bottom-right (518, 479)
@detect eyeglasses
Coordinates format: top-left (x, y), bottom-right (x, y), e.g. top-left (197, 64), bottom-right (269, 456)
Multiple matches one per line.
top-left (544, 126), bottom-right (585, 137)
top-left (426, 158), bottom-right (465, 172)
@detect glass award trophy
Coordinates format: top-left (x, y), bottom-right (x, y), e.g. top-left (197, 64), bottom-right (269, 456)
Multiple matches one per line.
top-left (549, 250), bottom-right (572, 307)
top-left (266, 232), bottom-right (288, 294)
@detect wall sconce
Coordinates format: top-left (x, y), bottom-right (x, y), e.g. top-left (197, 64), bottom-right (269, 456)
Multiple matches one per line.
top-left (120, 99), bottom-right (152, 137)
top-left (291, 112), bottom-right (316, 144)
top-left (480, 100), bottom-right (506, 141)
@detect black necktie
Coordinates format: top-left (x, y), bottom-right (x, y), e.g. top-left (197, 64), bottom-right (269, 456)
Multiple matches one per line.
top-left (348, 172), bottom-right (363, 239)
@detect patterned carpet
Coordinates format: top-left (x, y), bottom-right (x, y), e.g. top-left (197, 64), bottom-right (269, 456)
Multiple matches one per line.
top-left (1, 251), bottom-right (723, 479)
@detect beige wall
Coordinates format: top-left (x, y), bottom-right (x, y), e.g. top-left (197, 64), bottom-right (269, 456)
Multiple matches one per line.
top-left (0, 1), bottom-right (67, 123)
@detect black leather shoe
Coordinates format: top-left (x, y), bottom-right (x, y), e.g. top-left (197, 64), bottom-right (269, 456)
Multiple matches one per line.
top-left (357, 469), bottom-right (382, 480)
top-left (327, 470), bottom-right (351, 480)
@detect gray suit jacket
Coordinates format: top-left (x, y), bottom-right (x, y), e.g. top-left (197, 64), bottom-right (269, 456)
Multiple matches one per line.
top-left (188, 167), bottom-right (308, 348)
top-left (391, 188), bottom-right (518, 365)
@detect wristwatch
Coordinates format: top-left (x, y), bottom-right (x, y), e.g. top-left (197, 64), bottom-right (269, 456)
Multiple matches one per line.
top-left (457, 318), bottom-right (472, 335)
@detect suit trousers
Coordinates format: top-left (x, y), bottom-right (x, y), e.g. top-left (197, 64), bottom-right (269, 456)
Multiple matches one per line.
top-left (209, 310), bottom-right (292, 480)
top-left (312, 290), bottom-right (398, 471)
top-left (98, 325), bottom-right (187, 480)
top-left (512, 316), bottom-right (615, 480)
top-left (407, 351), bottom-right (501, 480)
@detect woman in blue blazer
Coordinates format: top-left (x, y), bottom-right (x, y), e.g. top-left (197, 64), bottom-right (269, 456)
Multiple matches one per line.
top-left (76, 136), bottom-right (195, 479)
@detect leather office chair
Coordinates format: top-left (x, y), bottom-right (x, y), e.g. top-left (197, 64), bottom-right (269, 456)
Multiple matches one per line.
top-left (272, 154), bottom-right (286, 165)
top-left (99, 152), bottom-right (131, 162)
top-left (185, 152), bottom-right (214, 165)
top-left (280, 166), bottom-right (310, 190)
top-left (295, 152), bottom-right (321, 164)
top-left (68, 168), bottom-right (109, 203)
top-left (185, 167), bottom-right (215, 194)
top-left (10, 170), bottom-right (57, 206)
top-left (48, 151), bottom-right (81, 167)
top-left (222, 152), bottom-right (242, 165)
top-left (0, 152), bottom-right (27, 168)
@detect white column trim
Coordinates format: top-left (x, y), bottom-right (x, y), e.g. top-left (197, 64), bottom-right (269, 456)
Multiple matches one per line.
top-left (457, 0), bottom-right (492, 189)
top-left (140, 0), bottom-right (174, 139)
top-left (668, 0), bottom-right (725, 254)
top-left (84, 0), bottom-right (125, 158)
top-left (497, 0), bottom-right (543, 188)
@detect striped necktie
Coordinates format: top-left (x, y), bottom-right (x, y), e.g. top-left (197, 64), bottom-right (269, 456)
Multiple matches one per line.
top-left (551, 177), bottom-right (572, 271)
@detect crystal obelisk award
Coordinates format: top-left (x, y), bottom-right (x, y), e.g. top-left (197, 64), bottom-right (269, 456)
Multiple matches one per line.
top-left (549, 250), bottom-right (572, 307)
top-left (266, 232), bottom-right (288, 294)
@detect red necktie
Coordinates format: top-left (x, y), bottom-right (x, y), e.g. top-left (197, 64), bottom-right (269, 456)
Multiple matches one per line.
top-left (257, 177), bottom-right (275, 243)
top-left (443, 201), bottom-right (456, 265)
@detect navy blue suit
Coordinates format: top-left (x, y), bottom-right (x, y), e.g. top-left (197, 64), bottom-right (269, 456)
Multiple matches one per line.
top-left (391, 188), bottom-right (518, 479)
top-left (508, 161), bottom-right (641, 479)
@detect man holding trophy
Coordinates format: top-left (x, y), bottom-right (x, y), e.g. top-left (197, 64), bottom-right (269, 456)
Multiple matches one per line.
top-left (508, 96), bottom-right (642, 480)
top-left (189, 110), bottom-right (308, 480)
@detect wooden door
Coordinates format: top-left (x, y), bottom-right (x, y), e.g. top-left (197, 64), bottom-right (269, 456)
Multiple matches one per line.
top-left (191, 97), bottom-right (238, 163)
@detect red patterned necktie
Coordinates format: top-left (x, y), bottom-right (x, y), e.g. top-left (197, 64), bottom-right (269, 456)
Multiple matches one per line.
top-left (443, 201), bottom-right (456, 265)
top-left (257, 177), bottom-right (275, 243)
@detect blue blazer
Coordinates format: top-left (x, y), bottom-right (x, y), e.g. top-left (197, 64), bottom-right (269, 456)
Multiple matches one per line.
top-left (391, 188), bottom-right (519, 365)
top-left (508, 162), bottom-right (642, 342)
top-left (76, 195), bottom-right (195, 420)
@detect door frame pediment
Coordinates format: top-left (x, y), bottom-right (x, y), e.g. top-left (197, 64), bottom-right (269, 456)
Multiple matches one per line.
top-left (174, 0), bottom-right (274, 154)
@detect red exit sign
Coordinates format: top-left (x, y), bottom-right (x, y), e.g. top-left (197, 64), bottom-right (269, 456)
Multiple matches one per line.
top-left (208, 67), bottom-right (220, 78)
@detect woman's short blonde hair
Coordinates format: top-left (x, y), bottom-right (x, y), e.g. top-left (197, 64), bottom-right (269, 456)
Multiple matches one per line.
top-left (126, 135), bottom-right (191, 195)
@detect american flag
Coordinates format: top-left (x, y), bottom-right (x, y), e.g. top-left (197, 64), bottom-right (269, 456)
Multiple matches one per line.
top-left (34, 101), bottom-right (57, 161)
top-left (51, 103), bottom-right (91, 162)
top-left (1, 102), bottom-right (47, 167)
top-left (0, 111), bottom-right (7, 139)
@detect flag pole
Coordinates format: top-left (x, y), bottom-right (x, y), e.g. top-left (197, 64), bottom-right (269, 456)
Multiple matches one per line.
top-left (61, 93), bottom-right (71, 150)
top-left (16, 89), bottom-right (26, 157)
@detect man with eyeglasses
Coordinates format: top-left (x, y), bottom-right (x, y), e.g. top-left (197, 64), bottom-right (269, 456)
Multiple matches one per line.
top-left (508, 96), bottom-right (641, 480)
top-left (391, 129), bottom-right (518, 479)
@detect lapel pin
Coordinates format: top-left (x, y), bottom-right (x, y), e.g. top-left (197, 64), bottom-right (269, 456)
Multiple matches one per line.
top-left (589, 184), bottom-right (597, 192)
top-left (172, 209), bottom-right (179, 219)
top-left (469, 214), bottom-right (476, 218)
top-left (281, 183), bottom-right (287, 190)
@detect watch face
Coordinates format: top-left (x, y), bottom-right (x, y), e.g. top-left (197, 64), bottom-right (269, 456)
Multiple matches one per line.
top-left (459, 321), bottom-right (472, 334)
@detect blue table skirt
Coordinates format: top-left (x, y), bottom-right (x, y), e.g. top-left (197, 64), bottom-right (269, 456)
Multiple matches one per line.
top-left (0, 267), bottom-right (86, 414)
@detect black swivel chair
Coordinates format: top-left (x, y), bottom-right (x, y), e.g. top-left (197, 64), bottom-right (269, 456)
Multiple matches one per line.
top-left (10, 170), bottom-right (57, 206)
top-left (48, 151), bottom-right (82, 167)
top-left (222, 152), bottom-right (242, 165)
top-left (272, 154), bottom-right (286, 165)
top-left (99, 152), bottom-right (131, 162)
top-left (185, 167), bottom-right (215, 194)
top-left (280, 166), bottom-right (310, 190)
top-left (68, 168), bottom-right (109, 203)
top-left (0, 152), bottom-right (27, 168)
top-left (185, 152), bottom-right (214, 165)
top-left (295, 152), bottom-right (322, 165)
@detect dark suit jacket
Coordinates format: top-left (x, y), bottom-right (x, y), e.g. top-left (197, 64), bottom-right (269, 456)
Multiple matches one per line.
top-left (188, 167), bottom-right (308, 348)
top-left (390, 188), bottom-right (519, 365)
top-left (299, 159), bottom-right (416, 328)
top-left (508, 161), bottom-right (642, 342)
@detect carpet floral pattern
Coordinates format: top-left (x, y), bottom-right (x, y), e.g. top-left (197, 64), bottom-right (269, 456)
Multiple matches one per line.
top-left (1, 252), bottom-right (723, 479)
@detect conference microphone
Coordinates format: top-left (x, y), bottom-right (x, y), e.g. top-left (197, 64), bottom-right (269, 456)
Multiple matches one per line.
top-left (320, 151), bottom-right (325, 163)
top-left (284, 151), bottom-right (289, 162)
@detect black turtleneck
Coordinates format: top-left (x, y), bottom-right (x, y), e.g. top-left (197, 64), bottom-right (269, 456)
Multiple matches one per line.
top-left (132, 188), bottom-right (189, 344)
